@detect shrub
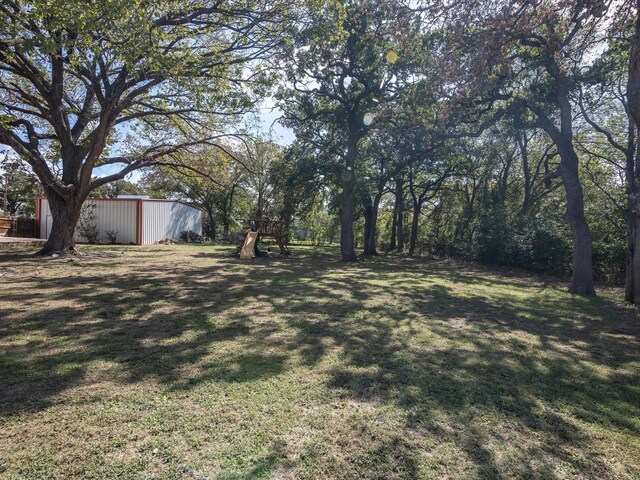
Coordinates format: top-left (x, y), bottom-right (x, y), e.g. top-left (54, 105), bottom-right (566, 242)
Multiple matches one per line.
top-left (105, 229), bottom-right (118, 244)
top-left (77, 203), bottom-right (99, 243)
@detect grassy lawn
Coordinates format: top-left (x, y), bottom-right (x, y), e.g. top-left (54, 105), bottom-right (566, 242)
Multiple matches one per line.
top-left (0, 244), bottom-right (639, 479)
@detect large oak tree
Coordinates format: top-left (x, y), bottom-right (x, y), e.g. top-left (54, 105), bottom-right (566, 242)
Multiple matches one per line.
top-left (453, 0), bottom-right (611, 294)
top-left (0, 0), bottom-right (287, 254)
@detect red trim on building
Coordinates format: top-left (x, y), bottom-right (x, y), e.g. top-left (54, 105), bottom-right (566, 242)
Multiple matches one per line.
top-left (135, 200), bottom-right (142, 245)
top-left (139, 200), bottom-right (144, 245)
top-left (35, 198), bottom-right (41, 238)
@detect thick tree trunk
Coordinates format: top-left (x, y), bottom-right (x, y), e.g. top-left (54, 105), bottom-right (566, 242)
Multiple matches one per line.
top-left (558, 147), bottom-right (595, 295)
top-left (340, 133), bottom-right (358, 262)
top-left (389, 201), bottom-right (398, 250)
top-left (627, 190), bottom-right (640, 302)
top-left (625, 138), bottom-right (640, 302)
top-left (408, 200), bottom-right (421, 256)
top-left (537, 57), bottom-right (595, 295)
top-left (256, 189), bottom-right (264, 219)
top-left (340, 196), bottom-right (355, 256)
top-left (397, 210), bottom-right (405, 252)
top-left (395, 178), bottom-right (405, 252)
top-left (624, 119), bottom-right (638, 302)
top-left (626, 221), bottom-right (634, 302)
top-left (364, 194), bottom-right (381, 256)
top-left (566, 213), bottom-right (595, 295)
top-left (340, 176), bottom-right (357, 261)
top-left (363, 196), bottom-right (372, 253)
top-left (625, 164), bottom-right (640, 302)
top-left (282, 213), bottom-right (293, 245)
top-left (36, 190), bottom-right (83, 256)
top-left (626, 2), bottom-right (640, 304)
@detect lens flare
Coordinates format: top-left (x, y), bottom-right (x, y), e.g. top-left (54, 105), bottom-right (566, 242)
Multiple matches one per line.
top-left (386, 51), bottom-right (398, 64)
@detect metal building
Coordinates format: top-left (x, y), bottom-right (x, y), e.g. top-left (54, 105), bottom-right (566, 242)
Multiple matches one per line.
top-left (35, 197), bottom-right (203, 245)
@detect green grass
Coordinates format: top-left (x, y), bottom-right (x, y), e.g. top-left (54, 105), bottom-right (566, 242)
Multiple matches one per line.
top-left (0, 244), bottom-right (638, 479)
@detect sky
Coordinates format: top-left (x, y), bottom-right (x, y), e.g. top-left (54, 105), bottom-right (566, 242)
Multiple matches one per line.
top-left (1, 94), bottom-right (295, 184)
top-left (93, 98), bottom-right (295, 182)
top-left (255, 98), bottom-right (295, 146)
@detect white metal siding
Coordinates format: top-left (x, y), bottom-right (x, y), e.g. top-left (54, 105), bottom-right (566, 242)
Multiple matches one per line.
top-left (142, 201), bottom-right (202, 244)
top-left (91, 200), bottom-right (137, 244)
top-left (39, 199), bottom-right (137, 244)
top-left (39, 198), bottom-right (51, 239)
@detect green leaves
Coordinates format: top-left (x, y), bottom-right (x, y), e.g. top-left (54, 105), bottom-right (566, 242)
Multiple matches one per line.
top-left (0, 115), bottom-right (15, 130)
top-left (0, 0), bottom-right (291, 202)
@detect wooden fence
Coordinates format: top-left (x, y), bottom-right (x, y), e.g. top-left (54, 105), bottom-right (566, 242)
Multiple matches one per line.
top-left (0, 216), bottom-right (37, 238)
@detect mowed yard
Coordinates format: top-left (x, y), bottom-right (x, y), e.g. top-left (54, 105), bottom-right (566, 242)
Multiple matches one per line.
top-left (0, 245), bottom-right (639, 480)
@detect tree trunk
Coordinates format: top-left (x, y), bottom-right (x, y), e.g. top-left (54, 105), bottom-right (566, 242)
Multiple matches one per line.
top-left (364, 194), bottom-right (381, 256)
top-left (363, 196), bottom-right (372, 253)
top-left (395, 178), bottom-right (405, 252)
top-left (281, 207), bottom-right (293, 244)
top-left (222, 187), bottom-right (234, 237)
top-left (625, 130), bottom-right (640, 302)
top-left (627, 188), bottom-right (640, 302)
top-left (36, 190), bottom-right (83, 256)
top-left (537, 57), bottom-right (595, 295)
top-left (340, 178), bottom-right (357, 261)
top-left (340, 133), bottom-right (358, 262)
top-left (206, 206), bottom-right (216, 240)
top-left (625, 150), bottom-right (640, 303)
top-left (518, 133), bottom-right (532, 216)
top-left (558, 146), bottom-right (595, 295)
top-left (222, 204), bottom-right (230, 237)
top-left (397, 210), bottom-right (405, 252)
top-left (256, 187), bottom-right (264, 219)
top-left (626, 217), bottom-right (635, 302)
top-left (626, 2), bottom-right (640, 304)
top-left (408, 199), bottom-right (421, 256)
top-left (567, 212), bottom-right (595, 295)
top-left (390, 200), bottom-right (398, 251)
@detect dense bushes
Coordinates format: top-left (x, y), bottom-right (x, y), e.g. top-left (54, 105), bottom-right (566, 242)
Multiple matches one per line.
top-left (410, 189), bottom-right (624, 284)
top-left (422, 214), bottom-right (573, 277)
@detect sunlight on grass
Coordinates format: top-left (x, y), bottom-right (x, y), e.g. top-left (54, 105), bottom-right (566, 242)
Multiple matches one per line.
top-left (0, 245), bottom-right (638, 479)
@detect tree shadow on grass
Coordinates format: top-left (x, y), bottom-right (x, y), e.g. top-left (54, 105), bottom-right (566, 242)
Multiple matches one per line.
top-left (285, 279), bottom-right (638, 477)
top-left (1, 246), bottom-right (639, 478)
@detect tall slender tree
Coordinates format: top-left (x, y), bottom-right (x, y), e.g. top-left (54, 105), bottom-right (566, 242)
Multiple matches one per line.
top-left (277, 0), bottom-right (418, 261)
top-left (455, 0), bottom-right (611, 294)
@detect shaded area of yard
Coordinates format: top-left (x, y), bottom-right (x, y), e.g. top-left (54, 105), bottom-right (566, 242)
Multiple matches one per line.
top-left (0, 245), bottom-right (639, 479)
